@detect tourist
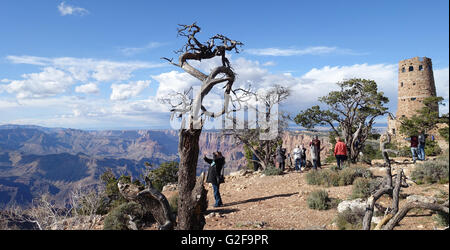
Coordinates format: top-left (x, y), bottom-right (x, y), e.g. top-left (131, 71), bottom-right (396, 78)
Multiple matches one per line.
top-left (310, 135), bottom-right (323, 169)
top-left (310, 142), bottom-right (318, 170)
top-left (334, 137), bottom-right (348, 170)
top-left (300, 144), bottom-right (307, 170)
top-left (418, 131), bottom-right (426, 161)
top-left (405, 135), bottom-right (419, 163)
top-left (292, 145), bottom-right (302, 172)
top-left (276, 145), bottom-right (286, 171)
top-left (203, 151), bottom-right (225, 207)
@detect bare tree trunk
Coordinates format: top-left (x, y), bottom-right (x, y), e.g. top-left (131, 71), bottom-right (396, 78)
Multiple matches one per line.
top-left (383, 201), bottom-right (449, 230)
top-left (362, 131), bottom-right (449, 230)
top-left (362, 186), bottom-right (392, 230)
top-left (177, 129), bottom-right (207, 230)
top-left (162, 23), bottom-right (243, 230)
top-left (362, 132), bottom-right (397, 230)
top-left (391, 169), bottom-right (403, 214)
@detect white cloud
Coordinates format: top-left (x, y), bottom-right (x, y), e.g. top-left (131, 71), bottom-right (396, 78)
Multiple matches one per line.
top-left (263, 61), bottom-right (276, 66)
top-left (4, 55), bottom-right (165, 99)
top-left (3, 53), bottom-right (448, 129)
top-left (110, 80), bottom-right (150, 101)
top-left (165, 57), bottom-right (399, 114)
top-left (151, 71), bottom-right (199, 98)
top-left (434, 67), bottom-right (449, 100)
top-left (246, 46), bottom-right (368, 57)
top-left (6, 56), bottom-right (164, 83)
top-left (434, 67), bottom-right (449, 114)
top-left (119, 42), bottom-right (166, 56)
top-left (3, 67), bottom-right (75, 99)
top-left (75, 83), bottom-right (100, 94)
top-left (58, 2), bottom-right (89, 16)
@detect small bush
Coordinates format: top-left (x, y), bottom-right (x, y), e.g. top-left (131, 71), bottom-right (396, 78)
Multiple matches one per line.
top-left (168, 193), bottom-right (179, 215)
top-left (411, 160), bottom-right (449, 184)
top-left (339, 168), bottom-right (358, 186)
top-left (103, 202), bottom-right (143, 230)
top-left (398, 146), bottom-right (412, 158)
top-left (362, 143), bottom-right (384, 162)
top-left (306, 166), bottom-right (373, 187)
top-left (306, 170), bottom-right (321, 185)
top-left (307, 190), bottom-right (331, 210)
top-left (434, 211), bottom-right (449, 227)
top-left (335, 209), bottom-right (364, 230)
top-left (99, 170), bottom-right (130, 214)
top-left (148, 161), bottom-right (179, 192)
top-left (425, 139), bottom-right (442, 156)
top-left (351, 178), bottom-right (372, 199)
top-left (262, 166), bottom-right (284, 176)
top-left (439, 127), bottom-right (449, 143)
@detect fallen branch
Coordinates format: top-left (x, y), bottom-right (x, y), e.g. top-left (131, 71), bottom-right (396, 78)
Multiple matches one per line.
top-left (382, 201), bottom-right (449, 230)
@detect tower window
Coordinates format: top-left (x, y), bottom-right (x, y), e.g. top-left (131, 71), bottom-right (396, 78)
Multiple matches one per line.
top-left (409, 66), bottom-right (414, 72)
top-left (401, 67), bottom-right (405, 73)
top-left (419, 65), bottom-right (423, 71)
top-left (413, 82), bottom-right (416, 86)
top-left (400, 82), bottom-right (403, 87)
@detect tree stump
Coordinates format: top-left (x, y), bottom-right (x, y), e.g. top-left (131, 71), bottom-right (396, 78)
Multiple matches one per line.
top-left (118, 181), bottom-right (176, 230)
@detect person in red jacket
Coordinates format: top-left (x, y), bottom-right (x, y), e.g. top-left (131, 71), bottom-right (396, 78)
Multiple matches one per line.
top-left (334, 137), bottom-right (348, 170)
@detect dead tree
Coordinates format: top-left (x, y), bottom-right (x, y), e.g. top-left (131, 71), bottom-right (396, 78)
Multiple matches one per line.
top-left (118, 178), bottom-right (176, 230)
top-left (362, 132), bottom-right (449, 230)
top-left (161, 23), bottom-right (243, 230)
top-left (222, 85), bottom-right (290, 170)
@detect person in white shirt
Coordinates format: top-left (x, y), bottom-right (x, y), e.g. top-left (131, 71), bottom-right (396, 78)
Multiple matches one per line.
top-left (292, 145), bottom-right (302, 172)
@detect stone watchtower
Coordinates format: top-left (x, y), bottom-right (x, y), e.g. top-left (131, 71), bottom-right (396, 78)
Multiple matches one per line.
top-left (388, 56), bottom-right (438, 135)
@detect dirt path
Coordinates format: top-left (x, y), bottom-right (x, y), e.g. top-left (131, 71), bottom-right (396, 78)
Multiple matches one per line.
top-left (203, 169), bottom-right (350, 230)
top-left (200, 162), bottom-right (448, 230)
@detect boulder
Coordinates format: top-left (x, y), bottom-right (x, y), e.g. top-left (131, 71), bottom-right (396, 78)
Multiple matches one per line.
top-left (337, 199), bottom-right (368, 216)
top-left (406, 195), bottom-right (437, 204)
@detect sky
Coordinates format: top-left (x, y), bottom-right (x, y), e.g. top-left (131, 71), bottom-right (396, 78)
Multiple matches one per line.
top-left (0, 0), bottom-right (448, 130)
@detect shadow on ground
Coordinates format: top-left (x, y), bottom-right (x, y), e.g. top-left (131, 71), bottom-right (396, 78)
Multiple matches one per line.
top-left (223, 192), bottom-right (299, 207)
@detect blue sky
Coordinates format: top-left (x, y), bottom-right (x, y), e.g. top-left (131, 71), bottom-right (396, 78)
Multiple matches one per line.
top-left (0, 0), bottom-right (448, 130)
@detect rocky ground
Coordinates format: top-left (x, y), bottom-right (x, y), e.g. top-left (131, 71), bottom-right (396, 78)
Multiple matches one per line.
top-left (32, 156), bottom-right (448, 230)
top-left (196, 157), bottom-right (448, 230)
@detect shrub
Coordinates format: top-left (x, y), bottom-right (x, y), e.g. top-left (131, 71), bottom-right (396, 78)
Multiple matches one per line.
top-left (411, 160), bottom-right (449, 184)
top-left (99, 170), bottom-right (129, 214)
top-left (425, 139), bottom-right (442, 156)
top-left (307, 190), bottom-right (331, 210)
top-left (439, 127), bottom-right (449, 143)
top-left (262, 166), bottom-right (283, 176)
top-left (339, 168), bottom-right (358, 186)
top-left (103, 202), bottom-right (143, 230)
top-left (335, 209), bottom-right (364, 230)
top-left (398, 146), bottom-right (412, 158)
top-left (321, 170), bottom-right (340, 187)
top-left (148, 161), bottom-right (179, 192)
top-left (351, 178), bottom-right (372, 199)
top-left (168, 193), bottom-right (179, 215)
top-left (243, 145), bottom-right (254, 170)
top-left (434, 211), bottom-right (449, 227)
top-left (306, 170), bottom-right (321, 185)
top-left (306, 166), bottom-right (373, 187)
top-left (362, 143), bottom-right (384, 162)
